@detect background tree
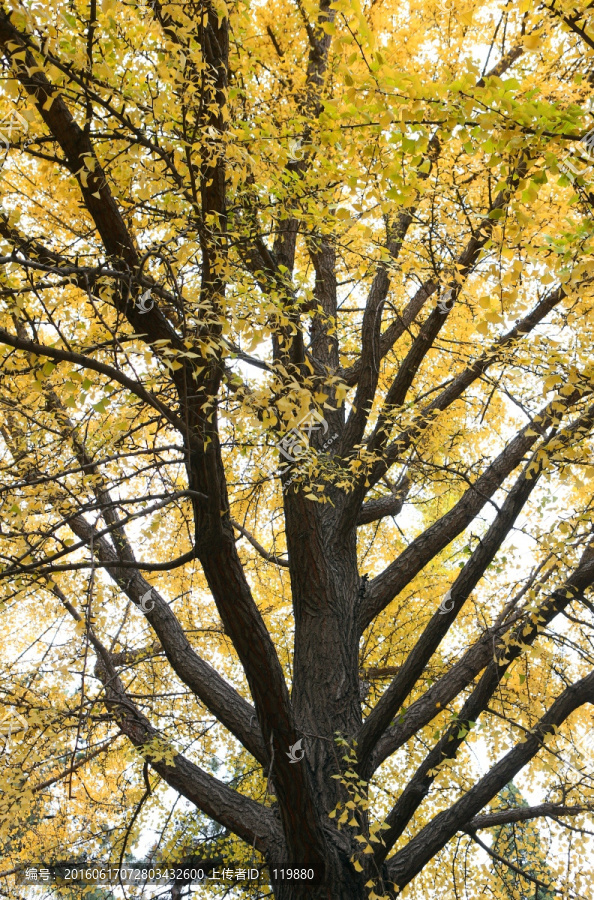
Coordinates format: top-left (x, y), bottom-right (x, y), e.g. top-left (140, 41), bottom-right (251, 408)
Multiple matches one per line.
top-left (487, 782), bottom-right (557, 899)
top-left (0, 0), bottom-right (594, 898)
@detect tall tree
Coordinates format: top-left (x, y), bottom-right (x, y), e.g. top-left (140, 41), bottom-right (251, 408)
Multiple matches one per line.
top-left (0, 0), bottom-right (593, 898)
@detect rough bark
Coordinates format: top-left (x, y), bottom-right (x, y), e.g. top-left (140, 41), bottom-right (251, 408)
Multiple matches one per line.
top-left (1, 4), bottom-right (594, 900)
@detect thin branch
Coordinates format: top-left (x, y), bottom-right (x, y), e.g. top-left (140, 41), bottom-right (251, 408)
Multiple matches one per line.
top-left (385, 669), bottom-right (594, 890)
top-left (360, 389), bottom-right (593, 631)
top-left (358, 445), bottom-right (548, 773)
top-left (543, 0), bottom-right (594, 52)
top-left (465, 829), bottom-right (561, 894)
top-left (231, 520), bottom-right (289, 567)
top-left (367, 544), bottom-right (594, 780)
top-left (0, 327), bottom-right (188, 436)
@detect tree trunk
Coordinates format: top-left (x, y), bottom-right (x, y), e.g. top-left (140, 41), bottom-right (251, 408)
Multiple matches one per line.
top-left (272, 486), bottom-right (371, 899)
top-left (286, 493), bottom-right (360, 787)
top-left (272, 864), bottom-right (367, 900)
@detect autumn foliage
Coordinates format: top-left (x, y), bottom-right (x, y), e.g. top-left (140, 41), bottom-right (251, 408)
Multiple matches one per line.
top-left (0, 0), bottom-right (594, 898)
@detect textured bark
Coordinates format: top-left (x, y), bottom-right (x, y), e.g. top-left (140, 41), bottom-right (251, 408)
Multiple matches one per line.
top-left (1, 4), bottom-right (594, 899)
top-left (286, 496), bottom-right (361, 812)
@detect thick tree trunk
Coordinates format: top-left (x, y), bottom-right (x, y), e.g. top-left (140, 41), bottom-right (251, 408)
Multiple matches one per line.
top-left (275, 487), bottom-right (370, 899)
top-left (286, 493), bottom-right (361, 808)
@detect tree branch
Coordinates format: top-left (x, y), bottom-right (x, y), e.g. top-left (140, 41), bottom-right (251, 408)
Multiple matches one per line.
top-left (358, 446), bottom-right (548, 772)
top-left (359, 388), bottom-right (592, 631)
top-left (357, 477), bottom-right (410, 526)
top-left (92, 644), bottom-right (281, 855)
top-left (467, 803), bottom-right (594, 831)
top-left (44, 517), bottom-right (269, 767)
top-left (339, 43), bottom-right (527, 391)
top-left (371, 283), bottom-right (567, 487)
top-left (465, 830), bottom-right (560, 894)
top-left (367, 542), bottom-right (594, 780)
top-left (231, 519), bottom-right (289, 567)
top-left (543, 1), bottom-right (594, 52)
top-left (385, 669), bottom-right (594, 891)
top-left (365, 156), bottom-right (530, 463)
top-left (0, 327), bottom-right (188, 436)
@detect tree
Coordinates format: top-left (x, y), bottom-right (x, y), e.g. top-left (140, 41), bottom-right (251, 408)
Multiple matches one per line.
top-left (0, 0), bottom-right (593, 897)
top-left (485, 783), bottom-right (557, 900)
